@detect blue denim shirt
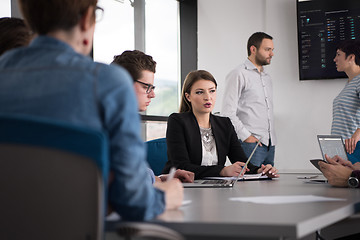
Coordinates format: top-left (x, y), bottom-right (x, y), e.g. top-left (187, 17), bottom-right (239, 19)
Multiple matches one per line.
top-left (0, 36), bottom-right (165, 220)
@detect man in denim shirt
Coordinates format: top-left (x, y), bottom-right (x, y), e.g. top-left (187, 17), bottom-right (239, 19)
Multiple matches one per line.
top-left (0, 0), bottom-right (183, 221)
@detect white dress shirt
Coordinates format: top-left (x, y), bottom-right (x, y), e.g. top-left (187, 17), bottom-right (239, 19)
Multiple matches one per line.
top-left (221, 58), bottom-right (276, 146)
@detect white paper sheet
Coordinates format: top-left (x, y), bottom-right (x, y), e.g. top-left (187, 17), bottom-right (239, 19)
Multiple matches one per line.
top-left (229, 195), bottom-right (346, 204)
top-left (205, 173), bottom-right (269, 181)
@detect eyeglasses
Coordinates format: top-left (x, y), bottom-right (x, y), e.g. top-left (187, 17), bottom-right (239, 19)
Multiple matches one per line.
top-left (135, 80), bottom-right (156, 94)
top-left (95, 6), bottom-right (104, 22)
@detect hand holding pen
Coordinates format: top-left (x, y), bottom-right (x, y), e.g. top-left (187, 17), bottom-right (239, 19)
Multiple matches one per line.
top-left (166, 167), bottom-right (176, 182)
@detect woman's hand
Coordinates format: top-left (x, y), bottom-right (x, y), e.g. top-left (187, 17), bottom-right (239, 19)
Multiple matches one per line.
top-left (159, 169), bottom-right (195, 183)
top-left (257, 164), bottom-right (279, 178)
top-left (220, 161), bottom-right (248, 177)
top-left (345, 128), bottom-right (360, 154)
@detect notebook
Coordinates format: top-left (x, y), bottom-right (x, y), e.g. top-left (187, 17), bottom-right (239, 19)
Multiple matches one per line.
top-left (317, 135), bottom-right (348, 161)
top-left (182, 141), bottom-right (261, 188)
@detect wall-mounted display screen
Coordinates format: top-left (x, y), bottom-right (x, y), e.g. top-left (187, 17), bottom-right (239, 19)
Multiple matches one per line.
top-left (296, 0), bottom-right (360, 80)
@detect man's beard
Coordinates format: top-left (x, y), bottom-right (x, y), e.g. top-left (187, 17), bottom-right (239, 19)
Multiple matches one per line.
top-left (255, 55), bottom-right (271, 66)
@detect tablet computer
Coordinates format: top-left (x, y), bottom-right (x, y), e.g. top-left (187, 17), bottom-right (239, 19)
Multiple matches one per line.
top-left (310, 159), bottom-right (326, 171)
top-left (317, 135), bottom-right (348, 161)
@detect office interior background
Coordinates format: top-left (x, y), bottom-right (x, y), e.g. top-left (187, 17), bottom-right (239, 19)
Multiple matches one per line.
top-left (1, 0), bottom-right (347, 173)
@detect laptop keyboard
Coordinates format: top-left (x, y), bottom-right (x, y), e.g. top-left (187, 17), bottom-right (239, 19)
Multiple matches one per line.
top-left (202, 180), bottom-right (230, 184)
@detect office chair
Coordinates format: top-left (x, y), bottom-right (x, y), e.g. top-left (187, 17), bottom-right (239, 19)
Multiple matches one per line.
top-left (0, 114), bottom-right (184, 240)
top-left (146, 138), bottom-right (168, 176)
top-left (0, 114), bottom-right (109, 240)
top-left (106, 222), bottom-right (185, 240)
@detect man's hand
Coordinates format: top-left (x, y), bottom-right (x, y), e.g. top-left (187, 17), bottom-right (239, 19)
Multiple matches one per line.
top-left (154, 179), bottom-right (184, 210)
top-left (325, 154), bottom-right (354, 169)
top-left (319, 159), bottom-right (352, 187)
top-left (353, 162), bottom-right (360, 171)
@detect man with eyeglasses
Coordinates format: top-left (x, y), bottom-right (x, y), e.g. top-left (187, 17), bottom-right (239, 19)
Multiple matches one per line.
top-left (113, 50), bottom-right (156, 112)
top-left (112, 50), bottom-right (194, 183)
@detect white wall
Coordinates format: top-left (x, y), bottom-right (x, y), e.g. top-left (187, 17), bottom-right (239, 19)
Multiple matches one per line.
top-left (198, 0), bottom-right (347, 172)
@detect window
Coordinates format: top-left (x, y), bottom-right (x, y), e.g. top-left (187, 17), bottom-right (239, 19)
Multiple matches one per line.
top-left (145, 0), bottom-right (179, 117)
top-left (143, 0), bottom-right (180, 140)
top-left (0, 0), bottom-right (11, 17)
top-left (144, 119), bottom-right (168, 140)
top-left (93, 0), bottom-right (134, 63)
top-left (143, 0), bottom-right (198, 141)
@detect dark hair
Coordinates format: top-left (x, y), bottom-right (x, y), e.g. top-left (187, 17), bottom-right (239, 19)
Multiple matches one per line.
top-left (18, 0), bottom-right (97, 34)
top-left (0, 17), bottom-right (32, 56)
top-left (337, 40), bottom-right (360, 66)
top-left (179, 70), bottom-right (217, 113)
top-left (247, 32), bottom-right (273, 56)
top-left (112, 50), bottom-right (156, 82)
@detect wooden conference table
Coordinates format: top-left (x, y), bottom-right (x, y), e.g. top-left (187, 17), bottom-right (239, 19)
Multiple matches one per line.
top-left (154, 173), bottom-right (360, 240)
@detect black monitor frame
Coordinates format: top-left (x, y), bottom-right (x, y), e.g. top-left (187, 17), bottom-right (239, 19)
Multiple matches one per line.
top-left (296, 0), bottom-right (359, 80)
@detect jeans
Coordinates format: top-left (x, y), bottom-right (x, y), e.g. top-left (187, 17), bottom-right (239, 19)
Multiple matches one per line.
top-left (240, 140), bottom-right (275, 167)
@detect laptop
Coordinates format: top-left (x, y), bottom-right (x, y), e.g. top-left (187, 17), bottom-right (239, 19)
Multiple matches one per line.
top-left (317, 135), bottom-right (348, 161)
top-left (182, 141), bottom-right (260, 188)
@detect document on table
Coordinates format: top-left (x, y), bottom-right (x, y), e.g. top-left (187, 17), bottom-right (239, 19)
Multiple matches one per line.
top-left (229, 195), bottom-right (346, 204)
top-left (205, 173), bottom-right (270, 181)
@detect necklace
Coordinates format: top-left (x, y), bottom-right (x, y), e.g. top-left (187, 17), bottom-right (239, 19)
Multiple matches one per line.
top-left (200, 127), bottom-right (214, 152)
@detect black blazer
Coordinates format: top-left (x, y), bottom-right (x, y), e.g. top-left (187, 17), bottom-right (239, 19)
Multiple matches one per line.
top-left (162, 112), bottom-right (259, 179)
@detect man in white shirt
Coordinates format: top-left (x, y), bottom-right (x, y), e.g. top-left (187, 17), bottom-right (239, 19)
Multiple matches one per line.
top-left (221, 32), bottom-right (276, 167)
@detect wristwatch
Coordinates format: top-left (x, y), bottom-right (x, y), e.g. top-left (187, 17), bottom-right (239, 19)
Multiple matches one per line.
top-left (348, 170), bottom-right (360, 188)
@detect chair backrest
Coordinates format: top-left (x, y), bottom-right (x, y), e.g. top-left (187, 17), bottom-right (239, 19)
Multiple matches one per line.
top-left (146, 138), bottom-right (167, 176)
top-left (0, 114), bottom-right (109, 240)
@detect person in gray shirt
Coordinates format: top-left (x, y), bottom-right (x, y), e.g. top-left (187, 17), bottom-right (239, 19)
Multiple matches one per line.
top-left (221, 32), bottom-right (276, 167)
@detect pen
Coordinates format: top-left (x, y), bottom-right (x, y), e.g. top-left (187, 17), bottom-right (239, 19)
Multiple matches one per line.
top-left (167, 167), bottom-right (176, 182)
top-left (311, 179), bottom-right (328, 183)
top-left (239, 140), bottom-right (261, 177)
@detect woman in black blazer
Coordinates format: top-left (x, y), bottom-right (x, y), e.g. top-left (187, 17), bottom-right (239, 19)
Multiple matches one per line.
top-left (163, 70), bottom-right (279, 180)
